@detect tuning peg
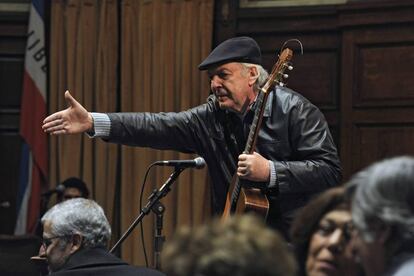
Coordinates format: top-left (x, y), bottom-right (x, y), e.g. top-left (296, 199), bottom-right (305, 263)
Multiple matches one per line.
top-left (279, 82), bottom-right (285, 87)
top-left (285, 62), bottom-right (293, 70)
top-left (283, 74), bottom-right (289, 79)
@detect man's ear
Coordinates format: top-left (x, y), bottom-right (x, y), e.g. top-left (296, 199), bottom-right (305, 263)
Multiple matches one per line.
top-left (69, 234), bottom-right (83, 254)
top-left (248, 66), bottom-right (259, 86)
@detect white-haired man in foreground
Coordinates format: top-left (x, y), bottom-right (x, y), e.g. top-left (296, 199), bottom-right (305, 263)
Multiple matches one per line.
top-left (39, 198), bottom-right (164, 276)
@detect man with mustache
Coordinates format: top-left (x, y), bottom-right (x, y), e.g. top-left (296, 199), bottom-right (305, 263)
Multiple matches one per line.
top-left (42, 36), bottom-right (341, 239)
top-left (39, 198), bottom-right (165, 275)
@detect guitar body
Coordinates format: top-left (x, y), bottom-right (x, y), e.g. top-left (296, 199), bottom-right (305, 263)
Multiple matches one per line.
top-left (237, 187), bottom-right (270, 218)
top-left (221, 174), bottom-right (270, 220)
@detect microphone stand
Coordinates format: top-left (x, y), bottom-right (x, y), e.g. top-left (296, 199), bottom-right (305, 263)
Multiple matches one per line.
top-left (110, 167), bottom-right (185, 255)
top-left (152, 200), bottom-right (165, 269)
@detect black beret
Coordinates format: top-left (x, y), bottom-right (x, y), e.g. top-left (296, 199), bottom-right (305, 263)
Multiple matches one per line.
top-left (198, 36), bottom-right (262, 70)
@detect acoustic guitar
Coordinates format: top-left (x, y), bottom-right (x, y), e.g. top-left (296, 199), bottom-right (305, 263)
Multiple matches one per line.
top-left (221, 48), bottom-right (294, 220)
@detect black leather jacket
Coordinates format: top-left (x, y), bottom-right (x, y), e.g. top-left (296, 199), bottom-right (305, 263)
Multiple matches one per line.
top-left (106, 87), bottom-right (341, 234)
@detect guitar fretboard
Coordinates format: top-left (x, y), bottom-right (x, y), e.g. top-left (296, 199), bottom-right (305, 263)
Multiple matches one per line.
top-left (230, 90), bottom-right (268, 211)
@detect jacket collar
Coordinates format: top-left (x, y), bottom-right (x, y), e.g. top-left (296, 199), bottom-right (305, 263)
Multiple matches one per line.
top-left (59, 247), bottom-right (127, 271)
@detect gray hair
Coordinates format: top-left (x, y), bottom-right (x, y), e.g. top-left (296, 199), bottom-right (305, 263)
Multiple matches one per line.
top-left (346, 156), bottom-right (414, 243)
top-left (241, 63), bottom-right (269, 92)
top-left (41, 198), bottom-right (111, 248)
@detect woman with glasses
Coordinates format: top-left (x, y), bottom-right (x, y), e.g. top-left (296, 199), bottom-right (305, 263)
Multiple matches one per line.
top-left (290, 187), bottom-right (364, 276)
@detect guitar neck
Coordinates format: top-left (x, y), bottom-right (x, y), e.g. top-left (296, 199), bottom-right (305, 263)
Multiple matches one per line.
top-left (230, 89), bottom-right (270, 208)
top-left (244, 90), bottom-right (270, 154)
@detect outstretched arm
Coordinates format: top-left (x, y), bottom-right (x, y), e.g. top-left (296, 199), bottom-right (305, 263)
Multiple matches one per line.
top-left (42, 90), bottom-right (94, 135)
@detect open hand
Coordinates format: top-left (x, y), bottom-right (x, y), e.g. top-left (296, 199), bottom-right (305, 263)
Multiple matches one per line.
top-left (42, 90), bottom-right (93, 135)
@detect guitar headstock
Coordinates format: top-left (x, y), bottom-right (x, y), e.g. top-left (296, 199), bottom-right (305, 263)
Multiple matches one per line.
top-left (261, 48), bottom-right (293, 93)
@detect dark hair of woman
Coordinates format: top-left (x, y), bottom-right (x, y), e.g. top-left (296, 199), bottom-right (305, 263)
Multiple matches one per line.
top-left (289, 187), bottom-right (350, 276)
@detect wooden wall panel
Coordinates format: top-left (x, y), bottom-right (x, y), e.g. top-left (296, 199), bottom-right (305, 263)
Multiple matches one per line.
top-left (351, 125), bottom-right (414, 173)
top-left (261, 51), bottom-right (338, 108)
top-left (340, 19), bottom-right (414, 179)
top-left (258, 33), bottom-right (340, 109)
top-left (356, 43), bottom-right (414, 107)
top-left (289, 51), bottom-right (338, 108)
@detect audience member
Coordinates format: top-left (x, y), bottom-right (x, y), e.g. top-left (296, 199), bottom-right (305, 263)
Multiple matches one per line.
top-left (39, 198), bottom-right (164, 275)
top-left (57, 177), bottom-right (89, 202)
top-left (290, 187), bottom-right (364, 276)
top-left (346, 156), bottom-right (414, 276)
top-left (161, 214), bottom-right (297, 276)
top-left (36, 177), bottom-right (90, 237)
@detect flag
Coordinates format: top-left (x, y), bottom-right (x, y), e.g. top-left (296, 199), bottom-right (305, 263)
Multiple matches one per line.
top-left (15, 0), bottom-right (48, 235)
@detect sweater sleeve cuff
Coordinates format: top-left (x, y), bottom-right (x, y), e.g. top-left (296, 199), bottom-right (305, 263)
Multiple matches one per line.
top-left (87, 113), bottom-right (111, 138)
top-left (267, 160), bottom-right (278, 194)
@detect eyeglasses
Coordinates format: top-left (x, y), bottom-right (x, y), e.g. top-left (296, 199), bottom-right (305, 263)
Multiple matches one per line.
top-left (41, 235), bottom-right (69, 249)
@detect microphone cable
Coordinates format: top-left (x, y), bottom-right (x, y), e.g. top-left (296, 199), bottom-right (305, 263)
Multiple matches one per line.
top-left (138, 161), bottom-right (159, 267)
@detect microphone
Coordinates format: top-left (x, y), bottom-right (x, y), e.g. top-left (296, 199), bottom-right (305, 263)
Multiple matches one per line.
top-left (155, 157), bottom-right (206, 169)
top-left (41, 184), bottom-right (65, 197)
